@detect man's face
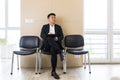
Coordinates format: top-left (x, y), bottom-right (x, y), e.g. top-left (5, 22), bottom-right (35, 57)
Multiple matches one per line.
top-left (48, 15), bottom-right (56, 24)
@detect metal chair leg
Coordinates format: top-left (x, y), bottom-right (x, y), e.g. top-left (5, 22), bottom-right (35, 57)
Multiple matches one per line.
top-left (84, 54), bottom-right (86, 69)
top-left (63, 50), bottom-right (67, 74)
top-left (88, 52), bottom-right (91, 74)
top-left (10, 53), bottom-right (14, 75)
top-left (38, 51), bottom-right (41, 74)
top-left (35, 53), bottom-right (38, 74)
top-left (17, 55), bottom-right (19, 70)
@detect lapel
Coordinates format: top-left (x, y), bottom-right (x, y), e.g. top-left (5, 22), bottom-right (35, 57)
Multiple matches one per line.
top-left (54, 24), bottom-right (57, 34)
top-left (47, 24), bottom-right (50, 33)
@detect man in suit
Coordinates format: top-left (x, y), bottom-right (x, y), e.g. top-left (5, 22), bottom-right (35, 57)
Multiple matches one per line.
top-left (40, 13), bottom-right (64, 79)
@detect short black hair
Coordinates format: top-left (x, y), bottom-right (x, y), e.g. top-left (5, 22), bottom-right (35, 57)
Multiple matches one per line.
top-left (47, 13), bottom-right (56, 19)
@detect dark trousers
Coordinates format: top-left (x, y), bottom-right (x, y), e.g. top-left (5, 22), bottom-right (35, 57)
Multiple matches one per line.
top-left (45, 37), bottom-right (60, 72)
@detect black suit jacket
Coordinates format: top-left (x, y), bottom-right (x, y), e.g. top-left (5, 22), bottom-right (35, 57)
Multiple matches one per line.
top-left (40, 24), bottom-right (64, 51)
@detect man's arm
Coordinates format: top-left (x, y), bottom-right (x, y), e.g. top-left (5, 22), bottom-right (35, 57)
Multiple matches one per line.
top-left (58, 26), bottom-right (64, 41)
top-left (40, 25), bottom-right (47, 39)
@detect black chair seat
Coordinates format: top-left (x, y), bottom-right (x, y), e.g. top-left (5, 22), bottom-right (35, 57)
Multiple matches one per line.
top-left (67, 49), bottom-right (88, 55)
top-left (41, 50), bottom-right (51, 55)
top-left (13, 50), bottom-right (36, 55)
top-left (41, 50), bottom-right (63, 55)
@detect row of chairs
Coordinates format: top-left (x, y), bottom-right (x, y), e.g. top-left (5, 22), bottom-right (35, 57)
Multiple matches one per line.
top-left (10, 35), bottom-right (91, 75)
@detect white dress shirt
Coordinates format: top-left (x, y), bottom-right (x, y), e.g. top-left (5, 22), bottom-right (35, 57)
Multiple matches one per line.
top-left (49, 25), bottom-right (55, 34)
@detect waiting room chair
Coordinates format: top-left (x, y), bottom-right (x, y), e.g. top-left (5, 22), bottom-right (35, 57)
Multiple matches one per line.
top-left (38, 48), bottom-right (67, 74)
top-left (64, 35), bottom-right (91, 73)
top-left (10, 36), bottom-right (40, 75)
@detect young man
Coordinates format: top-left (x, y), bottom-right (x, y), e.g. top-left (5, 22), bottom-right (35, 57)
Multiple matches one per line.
top-left (40, 13), bottom-right (64, 79)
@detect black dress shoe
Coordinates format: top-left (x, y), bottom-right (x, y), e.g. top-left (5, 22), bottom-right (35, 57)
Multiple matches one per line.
top-left (51, 71), bottom-right (60, 79)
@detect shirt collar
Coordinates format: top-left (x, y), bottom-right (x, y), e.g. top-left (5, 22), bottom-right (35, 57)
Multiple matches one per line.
top-left (49, 24), bottom-right (55, 27)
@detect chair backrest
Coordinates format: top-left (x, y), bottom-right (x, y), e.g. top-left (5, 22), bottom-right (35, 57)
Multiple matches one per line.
top-left (19, 36), bottom-right (40, 49)
top-left (64, 35), bottom-right (84, 48)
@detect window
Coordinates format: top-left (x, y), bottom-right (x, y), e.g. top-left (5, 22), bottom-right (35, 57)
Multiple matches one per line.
top-left (84, 0), bottom-right (120, 62)
top-left (84, 34), bottom-right (107, 59)
top-left (84, 0), bottom-right (108, 62)
top-left (8, 0), bottom-right (20, 27)
top-left (0, 0), bottom-right (20, 59)
top-left (113, 0), bottom-right (120, 60)
top-left (84, 0), bottom-right (107, 31)
top-left (0, 0), bottom-right (5, 28)
top-left (0, 30), bottom-right (5, 38)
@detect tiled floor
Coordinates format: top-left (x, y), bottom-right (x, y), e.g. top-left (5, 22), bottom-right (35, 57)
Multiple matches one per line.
top-left (0, 60), bottom-right (120, 80)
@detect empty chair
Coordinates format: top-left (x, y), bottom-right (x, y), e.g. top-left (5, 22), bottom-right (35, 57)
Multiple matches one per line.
top-left (64, 35), bottom-right (91, 73)
top-left (10, 36), bottom-right (40, 75)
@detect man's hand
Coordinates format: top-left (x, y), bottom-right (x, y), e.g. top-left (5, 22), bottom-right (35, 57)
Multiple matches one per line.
top-left (54, 37), bottom-right (58, 41)
top-left (48, 32), bottom-right (53, 34)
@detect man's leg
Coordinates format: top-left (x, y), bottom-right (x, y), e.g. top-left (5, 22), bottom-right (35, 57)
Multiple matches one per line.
top-left (50, 48), bottom-right (60, 79)
top-left (46, 37), bottom-right (60, 79)
top-left (46, 37), bottom-right (60, 51)
top-left (46, 37), bottom-right (60, 71)
top-left (51, 48), bottom-right (57, 72)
